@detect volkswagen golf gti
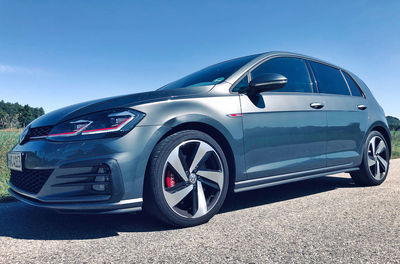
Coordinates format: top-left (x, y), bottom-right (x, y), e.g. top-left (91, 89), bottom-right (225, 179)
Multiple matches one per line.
top-left (7, 51), bottom-right (391, 227)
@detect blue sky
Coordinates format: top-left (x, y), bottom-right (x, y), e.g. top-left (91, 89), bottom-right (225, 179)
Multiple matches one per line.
top-left (0, 0), bottom-right (399, 117)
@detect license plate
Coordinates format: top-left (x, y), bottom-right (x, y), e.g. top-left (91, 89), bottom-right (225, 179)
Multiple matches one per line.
top-left (7, 152), bottom-right (23, 172)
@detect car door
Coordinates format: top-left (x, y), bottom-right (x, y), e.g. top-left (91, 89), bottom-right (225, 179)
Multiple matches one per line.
top-left (237, 57), bottom-right (327, 180)
top-left (308, 61), bottom-right (368, 167)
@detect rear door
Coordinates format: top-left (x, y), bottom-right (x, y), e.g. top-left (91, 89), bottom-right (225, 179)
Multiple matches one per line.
top-left (308, 61), bottom-right (368, 167)
top-left (238, 57), bottom-right (327, 180)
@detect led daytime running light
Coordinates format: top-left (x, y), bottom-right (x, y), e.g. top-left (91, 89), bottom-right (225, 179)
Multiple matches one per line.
top-left (82, 112), bottom-right (134, 135)
top-left (48, 120), bottom-right (92, 137)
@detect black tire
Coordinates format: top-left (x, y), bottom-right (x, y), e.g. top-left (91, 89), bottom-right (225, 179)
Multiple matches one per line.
top-left (144, 130), bottom-right (229, 227)
top-left (350, 130), bottom-right (390, 186)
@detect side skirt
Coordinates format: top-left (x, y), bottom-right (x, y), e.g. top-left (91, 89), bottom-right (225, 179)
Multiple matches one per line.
top-left (234, 165), bottom-right (359, 193)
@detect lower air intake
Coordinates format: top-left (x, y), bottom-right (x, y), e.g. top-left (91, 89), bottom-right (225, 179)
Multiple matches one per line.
top-left (10, 169), bottom-right (54, 194)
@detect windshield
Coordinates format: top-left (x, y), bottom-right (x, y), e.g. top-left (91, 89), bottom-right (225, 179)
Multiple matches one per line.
top-left (159, 54), bottom-right (259, 90)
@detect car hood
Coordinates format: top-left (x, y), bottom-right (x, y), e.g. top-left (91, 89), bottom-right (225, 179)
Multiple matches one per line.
top-left (31, 86), bottom-right (211, 128)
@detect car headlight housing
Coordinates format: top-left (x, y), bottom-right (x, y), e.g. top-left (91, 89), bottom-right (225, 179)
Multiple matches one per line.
top-left (47, 109), bottom-right (145, 141)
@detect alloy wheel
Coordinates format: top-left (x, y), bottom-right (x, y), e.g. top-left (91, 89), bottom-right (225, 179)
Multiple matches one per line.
top-left (367, 136), bottom-right (389, 180)
top-left (162, 140), bottom-right (224, 218)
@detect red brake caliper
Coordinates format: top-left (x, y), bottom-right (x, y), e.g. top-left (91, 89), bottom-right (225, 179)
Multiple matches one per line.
top-left (166, 169), bottom-right (176, 188)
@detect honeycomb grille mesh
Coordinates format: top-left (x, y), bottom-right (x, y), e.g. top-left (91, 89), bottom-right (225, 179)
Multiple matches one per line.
top-left (28, 126), bottom-right (53, 138)
top-left (10, 169), bottom-right (53, 194)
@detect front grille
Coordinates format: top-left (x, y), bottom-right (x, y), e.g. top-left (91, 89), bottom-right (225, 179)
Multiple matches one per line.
top-left (28, 126), bottom-right (53, 138)
top-left (10, 169), bottom-right (54, 194)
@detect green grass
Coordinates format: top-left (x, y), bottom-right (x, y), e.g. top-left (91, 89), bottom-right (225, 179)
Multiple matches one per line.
top-left (0, 129), bottom-right (20, 201)
top-left (0, 128), bottom-right (399, 202)
top-left (391, 130), bottom-right (400, 159)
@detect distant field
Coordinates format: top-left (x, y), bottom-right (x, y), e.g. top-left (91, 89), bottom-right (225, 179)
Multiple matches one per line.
top-left (0, 129), bottom-right (21, 200)
top-left (0, 129), bottom-right (399, 201)
top-left (391, 131), bottom-right (400, 159)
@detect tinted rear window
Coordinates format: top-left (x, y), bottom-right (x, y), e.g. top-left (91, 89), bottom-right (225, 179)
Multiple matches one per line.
top-left (309, 61), bottom-right (350, 95)
top-left (343, 71), bottom-right (363, 97)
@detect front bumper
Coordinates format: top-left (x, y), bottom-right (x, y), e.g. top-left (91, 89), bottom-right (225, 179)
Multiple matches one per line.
top-left (9, 188), bottom-right (143, 214)
top-left (8, 125), bottom-right (167, 213)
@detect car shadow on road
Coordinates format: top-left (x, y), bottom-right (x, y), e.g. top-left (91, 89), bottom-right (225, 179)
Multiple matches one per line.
top-left (0, 175), bottom-right (358, 240)
top-left (221, 175), bottom-right (357, 213)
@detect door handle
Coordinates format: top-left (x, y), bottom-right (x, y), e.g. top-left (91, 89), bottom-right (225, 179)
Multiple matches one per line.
top-left (357, 104), bottom-right (367, 110)
top-left (310, 102), bottom-right (324, 109)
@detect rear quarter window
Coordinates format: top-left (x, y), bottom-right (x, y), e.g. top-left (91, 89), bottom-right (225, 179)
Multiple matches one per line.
top-left (342, 71), bottom-right (363, 97)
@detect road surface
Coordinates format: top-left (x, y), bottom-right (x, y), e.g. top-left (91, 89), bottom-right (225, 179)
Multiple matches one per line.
top-left (0, 159), bottom-right (399, 263)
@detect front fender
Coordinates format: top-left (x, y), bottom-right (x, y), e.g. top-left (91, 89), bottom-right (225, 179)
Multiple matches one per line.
top-left (134, 95), bottom-right (247, 182)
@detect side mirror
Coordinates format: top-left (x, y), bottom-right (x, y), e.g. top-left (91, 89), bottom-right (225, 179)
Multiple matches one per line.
top-left (246, 73), bottom-right (287, 95)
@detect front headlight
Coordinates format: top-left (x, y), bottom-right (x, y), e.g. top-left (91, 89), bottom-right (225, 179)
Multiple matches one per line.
top-left (47, 109), bottom-right (145, 141)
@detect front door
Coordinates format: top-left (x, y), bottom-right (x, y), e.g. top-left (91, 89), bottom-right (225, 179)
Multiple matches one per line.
top-left (238, 57), bottom-right (327, 180)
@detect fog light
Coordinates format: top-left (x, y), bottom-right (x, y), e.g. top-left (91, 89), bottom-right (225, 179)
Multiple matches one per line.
top-left (98, 166), bottom-right (109, 174)
top-left (92, 184), bottom-right (106, 192)
top-left (92, 175), bottom-right (109, 191)
top-left (91, 164), bottom-right (111, 192)
top-left (95, 175), bottom-right (107, 182)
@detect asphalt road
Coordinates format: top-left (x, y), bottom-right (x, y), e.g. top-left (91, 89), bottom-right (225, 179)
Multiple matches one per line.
top-left (0, 160), bottom-right (399, 264)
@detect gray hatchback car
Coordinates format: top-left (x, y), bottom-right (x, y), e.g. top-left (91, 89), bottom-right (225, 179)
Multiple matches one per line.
top-left (7, 51), bottom-right (391, 227)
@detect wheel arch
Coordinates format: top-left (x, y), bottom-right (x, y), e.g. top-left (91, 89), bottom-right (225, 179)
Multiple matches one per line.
top-left (144, 117), bottom-right (239, 193)
top-left (367, 121), bottom-right (392, 157)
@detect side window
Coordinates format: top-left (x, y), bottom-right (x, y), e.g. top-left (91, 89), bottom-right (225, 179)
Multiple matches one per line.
top-left (251, 57), bottom-right (312, 93)
top-left (232, 75), bottom-right (249, 92)
top-left (309, 61), bottom-right (350, 96)
top-left (342, 71), bottom-right (363, 97)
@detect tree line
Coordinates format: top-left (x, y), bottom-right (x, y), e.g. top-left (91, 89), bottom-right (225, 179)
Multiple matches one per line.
top-left (0, 100), bottom-right (45, 129)
top-left (0, 98), bottom-right (399, 131)
top-left (387, 116), bottom-right (400, 131)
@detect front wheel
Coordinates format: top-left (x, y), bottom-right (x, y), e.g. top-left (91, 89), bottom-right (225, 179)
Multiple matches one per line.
top-left (145, 130), bottom-right (229, 227)
top-left (350, 131), bottom-right (390, 186)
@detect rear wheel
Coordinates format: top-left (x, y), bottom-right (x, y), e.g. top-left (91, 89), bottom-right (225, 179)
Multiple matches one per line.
top-left (145, 130), bottom-right (229, 227)
top-left (350, 131), bottom-right (390, 186)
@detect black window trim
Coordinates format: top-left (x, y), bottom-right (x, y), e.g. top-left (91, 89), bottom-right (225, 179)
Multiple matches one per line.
top-left (305, 60), bottom-right (319, 93)
top-left (340, 70), bottom-right (353, 96)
